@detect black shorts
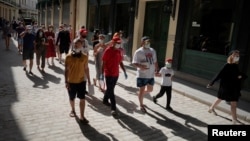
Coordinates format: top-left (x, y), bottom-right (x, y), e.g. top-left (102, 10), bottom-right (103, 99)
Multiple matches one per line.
top-left (22, 50), bottom-right (34, 60)
top-left (68, 81), bottom-right (86, 100)
top-left (59, 45), bottom-right (70, 54)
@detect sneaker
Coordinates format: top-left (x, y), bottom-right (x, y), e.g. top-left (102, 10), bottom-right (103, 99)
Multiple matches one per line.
top-left (166, 106), bottom-right (173, 111)
top-left (111, 110), bottom-right (119, 119)
top-left (153, 96), bottom-right (157, 103)
top-left (80, 118), bottom-right (89, 124)
top-left (103, 101), bottom-right (111, 106)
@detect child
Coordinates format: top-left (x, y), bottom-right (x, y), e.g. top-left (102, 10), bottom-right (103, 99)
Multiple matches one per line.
top-left (153, 58), bottom-right (174, 111)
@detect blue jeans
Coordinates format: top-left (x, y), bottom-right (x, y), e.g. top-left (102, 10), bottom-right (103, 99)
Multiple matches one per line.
top-left (103, 76), bottom-right (118, 111)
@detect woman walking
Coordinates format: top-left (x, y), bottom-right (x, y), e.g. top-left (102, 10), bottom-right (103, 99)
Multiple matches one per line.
top-left (45, 25), bottom-right (56, 66)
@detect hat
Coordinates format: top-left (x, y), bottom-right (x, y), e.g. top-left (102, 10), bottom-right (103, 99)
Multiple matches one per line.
top-left (166, 58), bottom-right (173, 62)
top-left (141, 36), bottom-right (150, 42)
top-left (79, 29), bottom-right (88, 35)
top-left (26, 25), bottom-right (32, 29)
top-left (98, 34), bottom-right (105, 38)
top-left (112, 36), bottom-right (121, 43)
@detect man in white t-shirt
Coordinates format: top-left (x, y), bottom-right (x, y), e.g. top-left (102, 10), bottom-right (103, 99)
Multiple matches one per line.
top-left (132, 36), bottom-right (159, 113)
top-left (153, 58), bottom-right (174, 111)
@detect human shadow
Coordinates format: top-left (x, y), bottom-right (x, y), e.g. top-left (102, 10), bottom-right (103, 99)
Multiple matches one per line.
top-left (25, 72), bottom-right (49, 89)
top-left (117, 111), bottom-right (168, 141)
top-left (115, 94), bottom-right (139, 114)
top-left (145, 106), bottom-right (207, 140)
top-left (156, 104), bottom-right (207, 127)
top-left (38, 70), bottom-right (61, 84)
top-left (116, 82), bottom-right (138, 93)
top-left (85, 94), bottom-right (111, 116)
top-left (74, 116), bottom-right (111, 141)
top-left (48, 64), bottom-right (64, 74)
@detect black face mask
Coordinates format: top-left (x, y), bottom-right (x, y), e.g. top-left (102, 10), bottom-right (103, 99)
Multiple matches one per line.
top-left (71, 50), bottom-right (82, 58)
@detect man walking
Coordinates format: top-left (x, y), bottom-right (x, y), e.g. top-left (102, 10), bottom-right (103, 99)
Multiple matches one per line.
top-left (132, 36), bottom-right (158, 113)
top-left (65, 38), bottom-right (89, 124)
top-left (102, 36), bottom-right (127, 117)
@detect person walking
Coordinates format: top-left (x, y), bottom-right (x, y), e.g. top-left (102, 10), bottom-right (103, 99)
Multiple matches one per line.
top-left (45, 25), bottom-right (56, 66)
top-left (65, 38), bottom-right (89, 124)
top-left (34, 29), bottom-right (48, 73)
top-left (56, 24), bottom-right (71, 64)
top-left (132, 36), bottom-right (159, 113)
top-left (153, 58), bottom-right (174, 111)
top-left (93, 34), bottom-right (107, 92)
top-left (102, 36), bottom-right (127, 117)
top-left (91, 29), bottom-right (100, 48)
top-left (20, 25), bottom-right (36, 75)
top-left (207, 50), bottom-right (247, 124)
top-left (2, 21), bottom-right (12, 50)
top-left (72, 29), bottom-right (91, 94)
top-left (16, 22), bottom-right (25, 54)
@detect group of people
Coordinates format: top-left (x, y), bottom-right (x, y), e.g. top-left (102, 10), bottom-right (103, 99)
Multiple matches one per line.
top-left (6, 21), bottom-right (246, 125)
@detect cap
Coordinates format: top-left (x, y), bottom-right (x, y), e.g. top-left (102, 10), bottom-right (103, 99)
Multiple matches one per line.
top-left (166, 58), bottom-right (173, 62)
top-left (98, 34), bottom-right (105, 38)
top-left (141, 36), bottom-right (150, 42)
top-left (112, 36), bottom-right (121, 43)
top-left (79, 29), bottom-right (88, 35)
top-left (26, 25), bottom-right (32, 29)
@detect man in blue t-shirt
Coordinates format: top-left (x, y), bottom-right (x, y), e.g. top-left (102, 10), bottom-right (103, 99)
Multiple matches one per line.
top-left (20, 25), bottom-right (36, 75)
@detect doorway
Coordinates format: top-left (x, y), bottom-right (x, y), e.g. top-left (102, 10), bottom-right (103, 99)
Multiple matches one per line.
top-left (143, 1), bottom-right (170, 67)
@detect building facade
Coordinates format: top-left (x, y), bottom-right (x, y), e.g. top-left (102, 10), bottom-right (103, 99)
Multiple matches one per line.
top-left (38, 0), bottom-right (250, 101)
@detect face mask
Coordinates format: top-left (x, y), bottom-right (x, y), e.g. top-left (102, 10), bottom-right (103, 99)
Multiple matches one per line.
top-left (144, 44), bottom-right (150, 48)
top-left (73, 48), bottom-right (81, 54)
top-left (99, 39), bottom-right (104, 44)
top-left (233, 56), bottom-right (239, 62)
top-left (39, 32), bottom-right (43, 37)
top-left (166, 62), bottom-right (172, 68)
top-left (115, 44), bottom-right (121, 49)
top-left (27, 30), bottom-right (32, 33)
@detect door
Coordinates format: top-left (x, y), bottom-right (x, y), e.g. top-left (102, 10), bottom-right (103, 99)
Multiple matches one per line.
top-left (143, 1), bottom-right (170, 67)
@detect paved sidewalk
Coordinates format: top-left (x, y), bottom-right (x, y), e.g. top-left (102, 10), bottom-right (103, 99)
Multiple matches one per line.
top-left (0, 38), bottom-right (249, 141)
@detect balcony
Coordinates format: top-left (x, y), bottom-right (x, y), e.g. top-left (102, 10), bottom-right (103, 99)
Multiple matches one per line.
top-left (0, 0), bottom-right (20, 7)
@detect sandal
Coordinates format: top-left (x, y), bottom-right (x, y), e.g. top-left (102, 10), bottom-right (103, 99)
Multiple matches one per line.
top-left (140, 106), bottom-right (147, 113)
top-left (69, 111), bottom-right (76, 117)
top-left (208, 108), bottom-right (217, 116)
top-left (79, 118), bottom-right (89, 124)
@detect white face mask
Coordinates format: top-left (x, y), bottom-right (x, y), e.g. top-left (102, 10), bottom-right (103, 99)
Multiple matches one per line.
top-left (144, 43), bottom-right (150, 48)
top-left (233, 56), bottom-right (239, 62)
top-left (39, 32), bottom-right (43, 37)
top-left (99, 39), bottom-right (104, 44)
top-left (165, 62), bottom-right (172, 68)
top-left (115, 44), bottom-right (121, 49)
top-left (74, 48), bottom-right (81, 53)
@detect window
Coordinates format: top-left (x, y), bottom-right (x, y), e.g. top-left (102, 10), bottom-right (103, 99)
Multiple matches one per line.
top-left (187, 0), bottom-right (236, 55)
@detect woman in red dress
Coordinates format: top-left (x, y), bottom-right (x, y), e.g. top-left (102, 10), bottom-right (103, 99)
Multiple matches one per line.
top-left (45, 25), bottom-right (56, 66)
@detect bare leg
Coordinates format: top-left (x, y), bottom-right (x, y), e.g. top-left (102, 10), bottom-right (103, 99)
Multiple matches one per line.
top-left (70, 99), bottom-right (75, 112)
top-left (29, 59), bottom-right (33, 72)
top-left (208, 98), bottom-right (222, 115)
top-left (230, 101), bottom-right (238, 122)
top-left (79, 99), bottom-right (85, 119)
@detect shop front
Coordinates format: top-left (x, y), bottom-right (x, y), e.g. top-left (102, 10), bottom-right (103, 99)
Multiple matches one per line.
top-left (173, 0), bottom-right (250, 92)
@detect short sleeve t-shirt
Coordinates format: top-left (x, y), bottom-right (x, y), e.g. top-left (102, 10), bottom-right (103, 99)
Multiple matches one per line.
top-left (23, 33), bottom-right (35, 51)
top-left (65, 54), bottom-right (88, 83)
top-left (159, 67), bottom-right (174, 86)
top-left (132, 47), bottom-right (157, 78)
top-left (102, 46), bottom-right (123, 77)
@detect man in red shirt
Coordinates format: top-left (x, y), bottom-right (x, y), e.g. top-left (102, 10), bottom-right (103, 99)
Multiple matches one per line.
top-left (102, 36), bottom-right (127, 118)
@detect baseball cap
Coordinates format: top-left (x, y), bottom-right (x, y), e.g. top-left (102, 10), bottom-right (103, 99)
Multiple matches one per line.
top-left (141, 36), bottom-right (150, 42)
top-left (79, 29), bottom-right (88, 35)
top-left (112, 36), bottom-right (121, 44)
top-left (26, 25), bottom-right (32, 29)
